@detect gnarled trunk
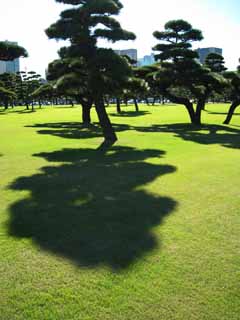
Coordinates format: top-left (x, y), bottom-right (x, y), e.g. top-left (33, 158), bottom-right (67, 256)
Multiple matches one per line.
top-left (95, 95), bottom-right (117, 146)
top-left (223, 100), bottom-right (240, 124)
top-left (116, 98), bottom-right (121, 114)
top-left (82, 103), bottom-right (92, 126)
top-left (165, 91), bottom-right (195, 124)
top-left (195, 98), bottom-right (206, 125)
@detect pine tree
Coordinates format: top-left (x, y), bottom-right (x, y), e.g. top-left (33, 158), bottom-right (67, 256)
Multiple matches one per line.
top-left (205, 53), bottom-right (227, 73)
top-left (223, 61), bottom-right (240, 124)
top-left (0, 42), bottom-right (28, 109)
top-left (47, 56), bottom-right (94, 125)
top-left (153, 19), bottom-right (226, 125)
top-left (0, 42), bottom-right (28, 61)
top-left (46, 0), bottom-right (136, 147)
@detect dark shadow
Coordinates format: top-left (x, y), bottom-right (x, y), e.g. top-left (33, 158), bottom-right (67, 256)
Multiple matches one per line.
top-left (26, 122), bottom-right (131, 140)
top-left (7, 147), bottom-right (177, 271)
top-left (135, 123), bottom-right (240, 149)
top-left (53, 105), bottom-right (76, 109)
top-left (27, 121), bottom-right (240, 149)
top-left (110, 111), bottom-right (151, 117)
top-left (0, 109), bottom-right (37, 115)
top-left (207, 111), bottom-right (240, 116)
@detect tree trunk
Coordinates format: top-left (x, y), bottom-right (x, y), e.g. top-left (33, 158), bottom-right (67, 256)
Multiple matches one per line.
top-left (152, 97), bottom-right (156, 106)
top-left (223, 100), bottom-right (240, 124)
top-left (164, 91), bottom-right (195, 124)
top-left (145, 98), bottom-right (149, 106)
top-left (105, 96), bottom-right (110, 107)
top-left (116, 98), bottom-right (121, 114)
top-left (134, 98), bottom-right (139, 112)
top-left (195, 99), bottom-right (205, 125)
top-left (95, 95), bottom-right (117, 147)
top-left (82, 103), bottom-right (92, 126)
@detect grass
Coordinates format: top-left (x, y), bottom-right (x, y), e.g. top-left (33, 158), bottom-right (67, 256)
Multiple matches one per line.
top-left (0, 103), bottom-right (239, 320)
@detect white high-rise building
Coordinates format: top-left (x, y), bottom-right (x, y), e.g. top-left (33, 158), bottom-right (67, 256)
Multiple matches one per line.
top-left (114, 49), bottom-right (138, 64)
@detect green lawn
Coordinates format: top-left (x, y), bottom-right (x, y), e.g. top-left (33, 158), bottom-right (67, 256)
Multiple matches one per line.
top-left (0, 103), bottom-right (239, 320)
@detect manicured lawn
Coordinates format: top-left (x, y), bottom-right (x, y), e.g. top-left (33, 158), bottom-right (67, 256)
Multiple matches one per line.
top-left (0, 103), bottom-right (239, 320)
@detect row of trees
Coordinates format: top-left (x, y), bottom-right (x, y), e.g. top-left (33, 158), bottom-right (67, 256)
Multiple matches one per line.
top-left (0, 42), bottom-right (28, 107)
top-left (43, 0), bottom-right (240, 145)
top-left (0, 0), bottom-right (239, 146)
top-left (0, 71), bottom-right (44, 110)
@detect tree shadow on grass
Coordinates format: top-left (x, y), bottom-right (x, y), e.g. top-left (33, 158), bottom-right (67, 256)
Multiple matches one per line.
top-left (7, 146), bottom-right (177, 270)
top-left (207, 110), bottom-right (240, 116)
top-left (135, 123), bottom-right (240, 149)
top-left (110, 111), bottom-right (151, 117)
top-left (0, 109), bottom-right (36, 115)
top-left (26, 122), bottom-right (131, 140)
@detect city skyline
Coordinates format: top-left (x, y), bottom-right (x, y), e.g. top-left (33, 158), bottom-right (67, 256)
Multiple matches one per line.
top-left (0, 0), bottom-right (239, 76)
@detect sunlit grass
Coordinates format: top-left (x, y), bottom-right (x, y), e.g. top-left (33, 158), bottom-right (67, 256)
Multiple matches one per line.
top-left (0, 103), bottom-right (239, 320)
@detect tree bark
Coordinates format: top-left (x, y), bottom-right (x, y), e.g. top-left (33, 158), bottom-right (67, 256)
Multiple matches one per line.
top-left (4, 101), bottom-right (8, 110)
top-left (223, 100), bottom-right (240, 124)
top-left (95, 95), bottom-right (117, 146)
top-left (116, 98), bottom-right (121, 114)
top-left (81, 102), bottom-right (92, 126)
top-left (195, 98), bottom-right (206, 125)
top-left (134, 98), bottom-right (139, 112)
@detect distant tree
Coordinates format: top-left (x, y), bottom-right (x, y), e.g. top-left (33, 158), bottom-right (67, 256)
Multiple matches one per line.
top-left (223, 62), bottom-right (240, 124)
top-left (0, 80), bottom-right (16, 109)
top-left (205, 53), bottom-right (227, 73)
top-left (124, 77), bottom-right (149, 112)
top-left (0, 42), bottom-right (28, 109)
top-left (46, 0), bottom-right (136, 147)
top-left (153, 19), bottom-right (226, 125)
top-left (114, 56), bottom-right (149, 113)
top-left (135, 64), bottom-right (164, 105)
top-left (16, 71), bottom-right (42, 110)
top-left (0, 73), bottom-right (18, 108)
top-left (47, 56), bottom-right (94, 126)
top-left (31, 83), bottom-right (55, 107)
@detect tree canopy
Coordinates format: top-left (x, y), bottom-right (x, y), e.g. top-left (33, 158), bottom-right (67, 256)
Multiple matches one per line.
top-left (46, 0), bottom-right (136, 146)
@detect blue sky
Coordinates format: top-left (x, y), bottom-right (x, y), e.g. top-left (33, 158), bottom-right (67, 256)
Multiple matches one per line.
top-left (0, 0), bottom-right (239, 76)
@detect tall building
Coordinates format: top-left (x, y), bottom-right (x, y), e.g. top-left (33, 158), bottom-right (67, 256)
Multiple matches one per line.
top-left (0, 61), bottom-right (7, 74)
top-left (196, 47), bottom-right (223, 64)
top-left (138, 54), bottom-right (155, 67)
top-left (6, 58), bottom-right (20, 73)
top-left (0, 41), bottom-right (20, 74)
top-left (114, 49), bottom-right (138, 63)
